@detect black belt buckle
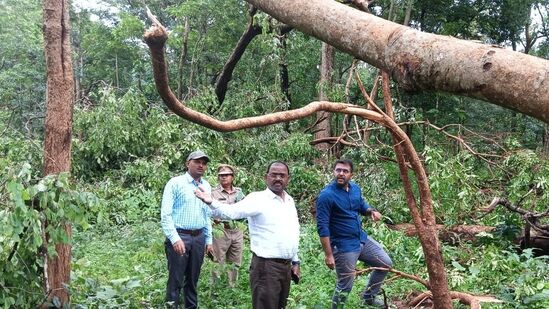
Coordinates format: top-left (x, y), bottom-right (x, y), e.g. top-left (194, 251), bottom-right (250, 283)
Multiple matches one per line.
top-left (272, 257), bottom-right (291, 264)
top-left (253, 253), bottom-right (290, 264)
top-left (177, 228), bottom-right (202, 236)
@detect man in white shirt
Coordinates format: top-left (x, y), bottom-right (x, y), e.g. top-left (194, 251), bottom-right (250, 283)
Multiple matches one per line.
top-left (195, 161), bottom-right (301, 309)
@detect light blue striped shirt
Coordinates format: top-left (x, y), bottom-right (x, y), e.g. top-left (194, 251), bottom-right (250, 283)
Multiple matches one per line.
top-left (161, 172), bottom-right (213, 245)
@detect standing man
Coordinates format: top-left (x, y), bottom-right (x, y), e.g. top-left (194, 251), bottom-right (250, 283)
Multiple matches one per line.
top-left (316, 159), bottom-right (392, 308)
top-left (211, 164), bottom-right (246, 287)
top-left (160, 150), bottom-right (214, 309)
top-left (195, 161), bottom-right (301, 309)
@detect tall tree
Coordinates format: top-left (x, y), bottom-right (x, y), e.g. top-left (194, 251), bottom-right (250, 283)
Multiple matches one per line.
top-left (314, 43), bottom-right (334, 151)
top-left (42, 0), bottom-right (74, 305)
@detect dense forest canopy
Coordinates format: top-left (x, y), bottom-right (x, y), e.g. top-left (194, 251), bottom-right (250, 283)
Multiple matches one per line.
top-left (1, 0), bottom-right (548, 308)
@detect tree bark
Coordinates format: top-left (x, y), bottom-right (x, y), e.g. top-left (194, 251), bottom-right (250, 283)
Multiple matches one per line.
top-left (403, 0), bottom-right (414, 26)
top-left (42, 0), bottom-right (74, 306)
top-left (245, 0), bottom-right (549, 124)
top-left (380, 72), bottom-right (451, 308)
top-left (314, 43), bottom-right (334, 150)
top-left (214, 6), bottom-right (262, 103)
top-left (541, 124), bottom-right (549, 158)
top-left (177, 16), bottom-right (190, 100)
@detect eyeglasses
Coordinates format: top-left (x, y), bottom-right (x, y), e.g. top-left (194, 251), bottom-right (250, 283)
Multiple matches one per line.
top-left (334, 168), bottom-right (351, 174)
top-left (218, 174), bottom-right (233, 177)
top-left (267, 173), bottom-right (288, 179)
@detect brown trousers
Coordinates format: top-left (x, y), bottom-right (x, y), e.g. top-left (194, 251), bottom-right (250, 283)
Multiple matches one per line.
top-left (249, 253), bottom-right (292, 309)
top-left (212, 228), bottom-right (243, 286)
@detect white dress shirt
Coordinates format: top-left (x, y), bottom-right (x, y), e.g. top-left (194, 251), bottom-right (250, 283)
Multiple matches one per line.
top-left (210, 188), bottom-right (300, 262)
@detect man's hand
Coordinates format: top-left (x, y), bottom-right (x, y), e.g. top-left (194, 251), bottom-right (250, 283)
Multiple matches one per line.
top-left (370, 210), bottom-right (382, 222)
top-left (205, 244), bottom-right (214, 257)
top-left (173, 239), bottom-right (185, 256)
top-left (325, 254), bottom-right (335, 269)
top-left (194, 187), bottom-right (213, 204)
top-left (291, 264), bottom-right (301, 284)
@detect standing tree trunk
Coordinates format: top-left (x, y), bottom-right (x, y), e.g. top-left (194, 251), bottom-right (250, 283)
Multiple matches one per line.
top-left (42, 0), bottom-right (74, 306)
top-left (542, 124), bottom-right (549, 158)
top-left (177, 16), bottom-right (190, 100)
top-left (315, 43), bottom-right (334, 151)
top-left (403, 0), bottom-right (414, 26)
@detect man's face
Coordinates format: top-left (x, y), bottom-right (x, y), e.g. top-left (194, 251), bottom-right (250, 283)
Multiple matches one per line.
top-left (218, 173), bottom-right (234, 187)
top-left (186, 158), bottom-right (208, 179)
top-left (333, 162), bottom-right (353, 187)
top-left (265, 163), bottom-right (290, 195)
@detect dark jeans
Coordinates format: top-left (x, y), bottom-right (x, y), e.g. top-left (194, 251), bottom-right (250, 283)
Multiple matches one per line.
top-left (165, 232), bottom-right (205, 309)
top-left (332, 236), bottom-right (392, 308)
top-left (249, 253), bottom-right (292, 309)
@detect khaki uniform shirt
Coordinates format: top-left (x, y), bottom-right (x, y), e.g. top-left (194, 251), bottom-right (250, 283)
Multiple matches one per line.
top-left (211, 185), bottom-right (245, 229)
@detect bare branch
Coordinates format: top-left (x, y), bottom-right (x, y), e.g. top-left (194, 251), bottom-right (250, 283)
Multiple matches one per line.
top-left (410, 291), bottom-right (480, 309)
top-left (481, 197), bottom-right (549, 236)
top-left (214, 6), bottom-right (262, 103)
top-left (356, 266), bottom-right (430, 289)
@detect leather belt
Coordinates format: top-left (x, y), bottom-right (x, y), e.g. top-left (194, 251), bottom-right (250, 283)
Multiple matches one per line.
top-left (176, 228), bottom-right (203, 236)
top-left (253, 253), bottom-right (291, 264)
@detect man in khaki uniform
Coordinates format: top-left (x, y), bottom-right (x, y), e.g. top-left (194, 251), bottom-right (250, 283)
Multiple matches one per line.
top-left (211, 164), bottom-right (246, 287)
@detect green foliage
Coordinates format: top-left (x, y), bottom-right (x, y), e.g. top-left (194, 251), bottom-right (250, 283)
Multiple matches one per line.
top-left (67, 220), bottom-right (549, 308)
top-left (0, 163), bottom-right (97, 307)
top-left (70, 221), bottom-right (166, 307)
top-left (0, 0), bottom-right (45, 133)
top-left (73, 88), bottom-right (186, 178)
top-left (2, 0), bottom-right (549, 307)
top-left (424, 147), bottom-right (482, 224)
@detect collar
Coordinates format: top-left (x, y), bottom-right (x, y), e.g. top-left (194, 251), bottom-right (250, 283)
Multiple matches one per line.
top-left (184, 172), bottom-right (203, 185)
top-left (265, 188), bottom-right (290, 202)
top-left (331, 180), bottom-right (353, 192)
top-left (215, 184), bottom-right (238, 194)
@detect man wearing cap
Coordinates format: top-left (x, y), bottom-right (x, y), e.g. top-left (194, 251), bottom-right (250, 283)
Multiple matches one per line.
top-left (160, 150), bottom-right (214, 309)
top-left (210, 164), bottom-right (246, 287)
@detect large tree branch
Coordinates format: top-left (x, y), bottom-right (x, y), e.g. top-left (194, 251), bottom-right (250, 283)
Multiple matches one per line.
top-left (214, 6), bottom-right (262, 104)
top-left (245, 0), bottom-right (549, 123)
top-left (143, 14), bottom-right (453, 308)
top-left (481, 197), bottom-right (549, 236)
top-left (144, 22), bottom-right (384, 131)
top-left (214, 6), bottom-right (293, 104)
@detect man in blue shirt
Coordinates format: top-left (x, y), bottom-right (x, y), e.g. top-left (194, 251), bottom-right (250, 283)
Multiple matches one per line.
top-left (316, 159), bottom-right (392, 308)
top-left (161, 150), bottom-right (214, 309)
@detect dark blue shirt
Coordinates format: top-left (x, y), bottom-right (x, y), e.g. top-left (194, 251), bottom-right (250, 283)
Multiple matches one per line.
top-left (316, 180), bottom-right (372, 253)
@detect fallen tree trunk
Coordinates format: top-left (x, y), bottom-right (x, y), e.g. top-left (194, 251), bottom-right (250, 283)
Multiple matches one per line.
top-left (246, 0), bottom-right (549, 123)
top-left (389, 223), bottom-right (549, 254)
top-left (388, 223), bottom-right (495, 244)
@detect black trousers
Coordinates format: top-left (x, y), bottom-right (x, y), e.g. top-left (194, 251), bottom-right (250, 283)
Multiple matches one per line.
top-left (165, 232), bottom-right (205, 309)
top-left (249, 253), bottom-right (292, 309)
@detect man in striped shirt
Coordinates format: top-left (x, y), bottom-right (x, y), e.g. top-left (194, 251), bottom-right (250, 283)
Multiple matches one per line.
top-left (161, 150), bottom-right (214, 309)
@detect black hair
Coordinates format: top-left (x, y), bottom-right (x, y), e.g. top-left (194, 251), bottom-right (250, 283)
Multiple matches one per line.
top-left (266, 161), bottom-right (290, 175)
top-left (333, 159), bottom-right (353, 172)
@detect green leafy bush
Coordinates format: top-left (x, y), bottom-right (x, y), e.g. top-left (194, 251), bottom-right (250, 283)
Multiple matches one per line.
top-left (0, 164), bottom-right (97, 307)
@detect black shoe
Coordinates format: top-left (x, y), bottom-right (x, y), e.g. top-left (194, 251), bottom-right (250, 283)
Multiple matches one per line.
top-left (362, 296), bottom-right (384, 307)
